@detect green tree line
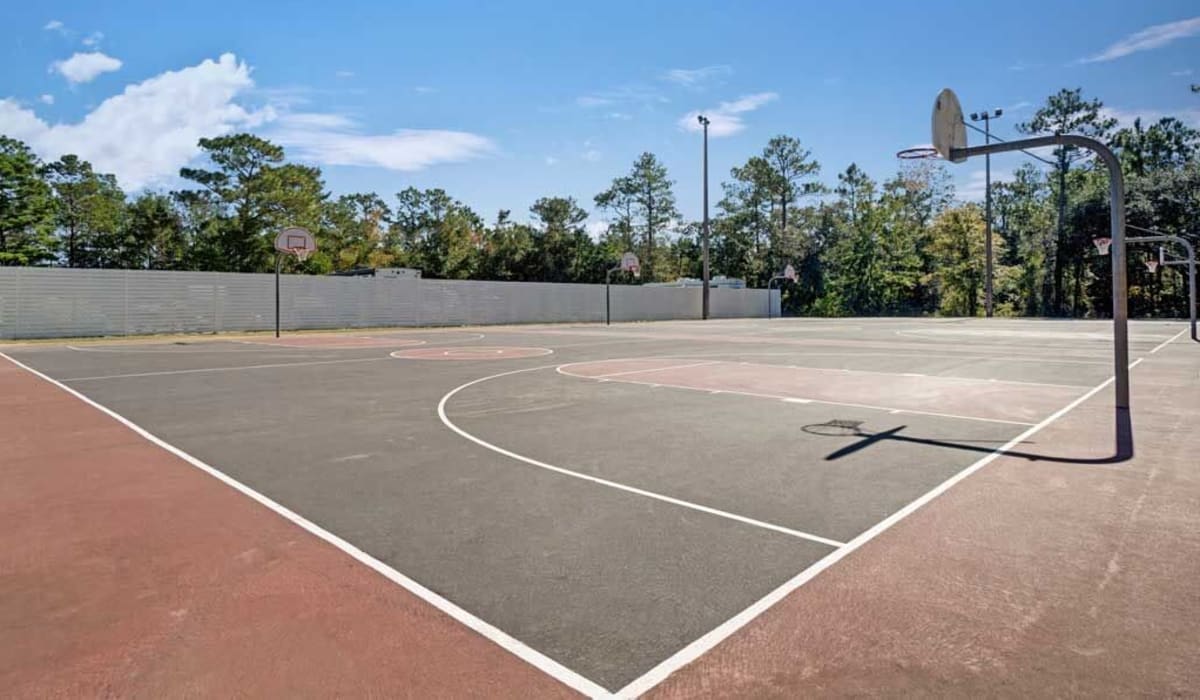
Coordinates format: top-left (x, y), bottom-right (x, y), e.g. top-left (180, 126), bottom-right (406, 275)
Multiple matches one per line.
top-left (2, 86), bottom-right (1197, 317)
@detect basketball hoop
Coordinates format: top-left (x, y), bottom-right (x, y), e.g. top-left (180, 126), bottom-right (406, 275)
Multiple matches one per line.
top-left (1093, 237), bottom-right (1112, 256)
top-left (620, 251), bottom-right (640, 278)
top-left (607, 251), bottom-right (642, 325)
top-left (272, 227), bottom-right (317, 339)
top-left (275, 227), bottom-right (317, 262)
top-left (896, 146), bottom-right (941, 160)
top-left (1146, 260), bottom-right (1159, 273)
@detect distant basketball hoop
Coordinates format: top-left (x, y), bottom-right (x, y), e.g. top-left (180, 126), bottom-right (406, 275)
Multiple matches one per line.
top-left (607, 252), bottom-right (641, 325)
top-left (273, 227), bottom-right (317, 338)
top-left (620, 251), bottom-right (641, 278)
top-left (275, 227), bottom-right (317, 262)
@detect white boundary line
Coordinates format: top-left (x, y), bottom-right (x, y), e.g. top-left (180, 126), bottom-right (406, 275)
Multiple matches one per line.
top-left (438, 364), bottom-right (846, 548)
top-left (391, 346), bottom-right (555, 360)
top-left (614, 357), bottom-right (1146, 698)
top-left (556, 363), bottom-right (1040, 428)
top-left (594, 360), bottom-right (719, 379)
top-left (1149, 326), bottom-right (1188, 354)
top-left (0, 352), bottom-right (612, 699)
top-left (67, 344), bottom-right (284, 354)
top-left (577, 357), bottom-right (1084, 390)
top-left (62, 356), bottom-right (393, 382)
top-left (657, 349), bottom-right (1113, 367)
top-left (237, 338), bottom-right (428, 350)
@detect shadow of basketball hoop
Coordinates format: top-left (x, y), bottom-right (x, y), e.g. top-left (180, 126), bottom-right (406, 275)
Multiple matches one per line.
top-left (802, 418), bottom-right (1134, 465)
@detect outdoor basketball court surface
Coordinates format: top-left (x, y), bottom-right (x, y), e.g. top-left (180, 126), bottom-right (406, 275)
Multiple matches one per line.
top-left (3, 317), bottom-right (1199, 696)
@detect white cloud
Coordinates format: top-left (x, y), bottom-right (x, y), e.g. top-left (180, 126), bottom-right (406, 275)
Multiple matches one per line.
top-left (2, 54), bottom-right (268, 189)
top-left (576, 85), bottom-right (667, 109)
top-left (1171, 69), bottom-right (1194, 76)
top-left (1006, 100), bottom-right (1032, 112)
top-left (269, 113), bottom-right (493, 171)
top-left (1081, 16), bottom-right (1200, 63)
top-left (585, 220), bottom-right (609, 240)
top-left (606, 112), bottom-right (631, 120)
top-left (1100, 105), bottom-right (1200, 128)
top-left (662, 65), bottom-right (732, 87)
top-left (82, 31), bottom-right (104, 47)
top-left (414, 86), bottom-right (436, 94)
top-left (52, 51), bottom-right (123, 84)
top-left (544, 156), bottom-right (558, 166)
top-left (43, 20), bottom-right (66, 33)
top-left (678, 91), bottom-right (778, 137)
top-left (3, 52), bottom-right (493, 190)
top-left (39, 94), bottom-right (54, 105)
top-left (582, 149), bottom-right (601, 162)
top-left (958, 167), bottom-right (1016, 203)
top-left (335, 70), bottom-right (354, 79)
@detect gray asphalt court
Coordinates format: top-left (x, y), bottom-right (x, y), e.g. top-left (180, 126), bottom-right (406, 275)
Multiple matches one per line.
top-left (6, 317), bottom-right (1183, 691)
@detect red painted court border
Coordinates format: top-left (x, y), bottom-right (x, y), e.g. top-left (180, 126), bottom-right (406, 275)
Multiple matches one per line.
top-left (391, 346), bottom-right (554, 360)
top-left (0, 353), bottom-right (600, 696)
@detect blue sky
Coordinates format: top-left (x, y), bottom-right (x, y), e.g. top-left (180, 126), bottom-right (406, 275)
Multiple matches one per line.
top-left (2, 1), bottom-right (1198, 233)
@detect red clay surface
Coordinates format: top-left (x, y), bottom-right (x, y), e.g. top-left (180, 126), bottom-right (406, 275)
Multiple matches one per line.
top-left (243, 336), bottom-right (425, 348)
top-left (561, 358), bottom-right (1083, 425)
top-left (391, 346), bottom-right (554, 360)
top-left (0, 357), bottom-right (576, 698)
top-left (646, 350), bottom-right (1200, 697)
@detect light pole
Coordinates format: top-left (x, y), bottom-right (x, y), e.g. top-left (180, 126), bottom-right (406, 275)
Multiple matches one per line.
top-left (970, 108), bottom-right (1002, 318)
top-left (698, 114), bottom-right (711, 320)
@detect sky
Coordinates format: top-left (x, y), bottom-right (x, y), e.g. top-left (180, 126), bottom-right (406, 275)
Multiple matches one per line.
top-left (2, 1), bottom-right (1198, 234)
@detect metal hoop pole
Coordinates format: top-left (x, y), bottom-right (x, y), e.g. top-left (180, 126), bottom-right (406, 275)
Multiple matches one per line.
top-left (275, 252), bottom-right (282, 338)
top-left (954, 135), bottom-right (1130, 450)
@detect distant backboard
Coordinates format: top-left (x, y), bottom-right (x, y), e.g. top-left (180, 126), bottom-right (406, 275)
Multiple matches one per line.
top-left (932, 89), bottom-right (967, 163)
top-left (274, 227), bottom-right (317, 260)
top-left (783, 263), bottom-right (796, 281)
top-left (620, 252), bottom-right (640, 275)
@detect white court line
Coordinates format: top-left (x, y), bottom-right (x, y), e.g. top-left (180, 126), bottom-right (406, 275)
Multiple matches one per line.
top-left (547, 337), bottom-right (674, 350)
top-left (366, 332), bottom-right (486, 343)
top-left (666, 349), bottom-right (1113, 367)
top-left (1149, 326), bottom-right (1188, 354)
top-left (615, 356), bottom-right (1147, 698)
top-left (63, 356), bottom-right (392, 382)
top-left (0, 352), bottom-right (611, 699)
top-left (66, 344), bottom-right (281, 354)
top-left (594, 360), bottom-right (719, 379)
top-left (237, 338), bottom-right (427, 349)
top-left (556, 365), bottom-right (1039, 428)
top-left (722, 361), bottom-right (1085, 390)
top-left (438, 364), bottom-right (846, 549)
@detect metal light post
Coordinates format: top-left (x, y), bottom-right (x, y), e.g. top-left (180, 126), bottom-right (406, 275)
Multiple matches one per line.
top-left (698, 115), bottom-right (711, 320)
top-left (970, 108), bottom-right (1003, 318)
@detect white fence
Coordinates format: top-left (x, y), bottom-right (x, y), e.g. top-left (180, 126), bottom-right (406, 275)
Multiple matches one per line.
top-left (0, 267), bottom-right (779, 339)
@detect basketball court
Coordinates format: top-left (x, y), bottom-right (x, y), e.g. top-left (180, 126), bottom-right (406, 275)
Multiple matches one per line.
top-left (3, 317), bottom-right (1199, 696)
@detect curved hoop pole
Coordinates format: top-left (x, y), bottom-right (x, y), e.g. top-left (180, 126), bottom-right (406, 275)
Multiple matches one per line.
top-left (1127, 234), bottom-right (1197, 342)
top-left (953, 135), bottom-right (1130, 454)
